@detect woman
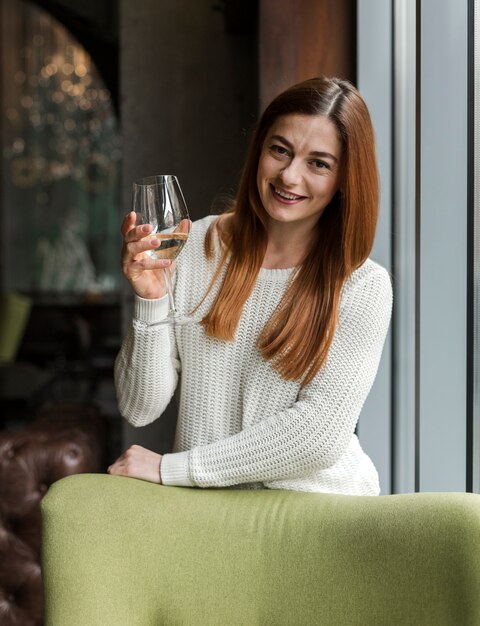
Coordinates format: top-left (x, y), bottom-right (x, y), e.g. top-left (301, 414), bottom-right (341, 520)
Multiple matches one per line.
top-left (109, 76), bottom-right (392, 495)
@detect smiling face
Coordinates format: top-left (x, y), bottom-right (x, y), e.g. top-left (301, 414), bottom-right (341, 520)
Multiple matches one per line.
top-left (256, 113), bottom-right (343, 232)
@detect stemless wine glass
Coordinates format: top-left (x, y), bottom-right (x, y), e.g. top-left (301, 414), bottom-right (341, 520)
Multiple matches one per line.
top-left (132, 174), bottom-right (192, 326)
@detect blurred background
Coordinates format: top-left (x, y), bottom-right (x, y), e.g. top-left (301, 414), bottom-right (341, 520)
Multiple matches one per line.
top-left (0, 0), bottom-right (477, 494)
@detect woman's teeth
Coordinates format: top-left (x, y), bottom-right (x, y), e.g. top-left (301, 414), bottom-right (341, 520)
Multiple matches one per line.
top-left (274, 187), bottom-right (303, 200)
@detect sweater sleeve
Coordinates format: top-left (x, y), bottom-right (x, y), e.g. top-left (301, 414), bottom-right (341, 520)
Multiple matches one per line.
top-left (160, 267), bottom-right (392, 488)
top-left (114, 294), bottom-right (181, 427)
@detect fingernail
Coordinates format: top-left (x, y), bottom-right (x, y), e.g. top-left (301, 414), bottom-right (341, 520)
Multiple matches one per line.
top-left (150, 238), bottom-right (158, 246)
top-left (142, 224), bottom-right (150, 233)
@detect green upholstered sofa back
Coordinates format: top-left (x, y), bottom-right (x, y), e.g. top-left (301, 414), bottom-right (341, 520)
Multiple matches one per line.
top-left (41, 474), bottom-right (480, 625)
top-left (0, 292), bottom-right (31, 362)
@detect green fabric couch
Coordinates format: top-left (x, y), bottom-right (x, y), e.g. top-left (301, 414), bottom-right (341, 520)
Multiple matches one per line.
top-left (41, 474), bottom-right (480, 625)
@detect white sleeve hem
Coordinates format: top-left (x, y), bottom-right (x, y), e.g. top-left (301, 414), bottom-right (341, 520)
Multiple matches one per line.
top-left (161, 452), bottom-right (194, 487)
top-left (134, 294), bottom-right (169, 323)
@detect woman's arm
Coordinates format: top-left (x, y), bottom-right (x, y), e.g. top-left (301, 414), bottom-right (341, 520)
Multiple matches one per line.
top-left (115, 212), bottom-right (189, 426)
top-left (161, 267), bottom-right (392, 487)
top-left (114, 295), bottom-right (180, 426)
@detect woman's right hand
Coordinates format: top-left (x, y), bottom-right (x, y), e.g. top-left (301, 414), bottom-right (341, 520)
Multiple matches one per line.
top-left (120, 211), bottom-right (172, 300)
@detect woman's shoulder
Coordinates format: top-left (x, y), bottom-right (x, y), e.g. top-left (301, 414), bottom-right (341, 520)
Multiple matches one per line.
top-left (191, 214), bottom-right (218, 236)
top-left (181, 214), bottom-right (226, 266)
top-left (341, 258), bottom-right (393, 312)
top-left (189, 212), bottom-right (233, 252)
top-left (347, 258), bottom-right (391, 289)
top-left (184, 214), bottom-right (218, 252)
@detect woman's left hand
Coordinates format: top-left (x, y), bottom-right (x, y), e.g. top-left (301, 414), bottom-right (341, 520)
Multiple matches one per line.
top-left (108, 445), bottom-right (162, 484)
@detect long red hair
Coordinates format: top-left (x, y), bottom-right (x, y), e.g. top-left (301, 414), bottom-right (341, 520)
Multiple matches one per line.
top-left (200, 77), bottom-right (379, 386)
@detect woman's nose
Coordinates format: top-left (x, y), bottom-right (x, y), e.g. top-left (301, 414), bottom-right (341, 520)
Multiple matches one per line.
top-left (278, 159), bottom-right (303, 186)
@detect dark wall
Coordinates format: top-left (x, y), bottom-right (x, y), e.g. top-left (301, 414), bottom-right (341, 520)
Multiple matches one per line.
top-left (120, 0), bottom-right (258, 222)
top-left (120, 0), bottom-right (258, 451)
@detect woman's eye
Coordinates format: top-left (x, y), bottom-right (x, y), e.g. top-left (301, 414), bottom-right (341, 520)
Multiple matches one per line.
top-left (270, 144), bottom-right (289, 157)
top-left (311, 159), bottom-right (329, 170)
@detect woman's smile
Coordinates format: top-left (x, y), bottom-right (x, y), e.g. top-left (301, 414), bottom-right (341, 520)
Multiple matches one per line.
top-left (270, 183), bottom-right (308, 204)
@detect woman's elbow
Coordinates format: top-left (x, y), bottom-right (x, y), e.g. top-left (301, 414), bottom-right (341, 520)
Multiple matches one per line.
top-left (117, 399), bottom-right (162, 428)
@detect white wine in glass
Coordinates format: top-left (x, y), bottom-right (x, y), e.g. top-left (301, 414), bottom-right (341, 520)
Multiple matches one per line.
top-left (144, 231), bottom-right (189, 260)
top-left (132, 174), bottom-right (192, 325)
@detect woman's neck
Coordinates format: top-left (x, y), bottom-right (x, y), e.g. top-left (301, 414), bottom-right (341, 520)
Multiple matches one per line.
top-left (262, 220), bottom-right (315, 270)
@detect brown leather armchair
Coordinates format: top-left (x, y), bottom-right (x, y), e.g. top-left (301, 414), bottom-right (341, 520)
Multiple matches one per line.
top-left (0, 406), bottom-right (106, 626)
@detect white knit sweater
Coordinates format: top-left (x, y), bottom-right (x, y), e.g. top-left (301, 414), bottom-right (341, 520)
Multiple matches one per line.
top-left (115, 215), bottom-right (392, 495)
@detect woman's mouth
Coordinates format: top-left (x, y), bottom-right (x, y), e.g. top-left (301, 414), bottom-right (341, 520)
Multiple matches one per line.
top-left (270, 184), bottom-right (306, 204)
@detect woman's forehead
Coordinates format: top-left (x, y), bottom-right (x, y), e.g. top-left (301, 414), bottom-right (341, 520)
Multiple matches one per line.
top-left (264, 114), bottom-right (342, 156)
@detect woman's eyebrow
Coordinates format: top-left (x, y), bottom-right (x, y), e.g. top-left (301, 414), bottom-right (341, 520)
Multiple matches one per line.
top-left (309, 150), bottom-right (338, 164)
top-left (269, 134), bottom-right (338, 164)
top-left (270, 134), bottom-right (292, 149)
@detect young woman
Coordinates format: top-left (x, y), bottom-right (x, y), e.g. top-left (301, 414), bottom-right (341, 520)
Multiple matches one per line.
top-left (108, 76), bottom-right (392, 495)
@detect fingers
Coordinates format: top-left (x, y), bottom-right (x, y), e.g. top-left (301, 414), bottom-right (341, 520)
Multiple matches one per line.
top-left (123, 216), bottom-right (191, 244)
top-left (121, 236), bottom-right (172, 269)
top-left (120, 213), bottom-right (187, 292)
top-left (123, 230), bottom-right (157, 257)
top-left (121, 213), bottom-right (158, 246)
top-left (107, 445), bottom-right (161, 484)
top-left (121, 256), bottom-right (171, 296)
top-left (121, 222), bottom-right (164, 262)
top-left (121, 211), bottom-right (136, 237)
top-left (176, 218), bottom-right (192, 234)
top-left (124, 222), bottom-right (153, 245)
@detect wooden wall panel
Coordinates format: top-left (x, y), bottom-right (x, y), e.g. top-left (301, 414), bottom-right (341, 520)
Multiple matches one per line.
top-left (259, 0), bottom-right (356, 110)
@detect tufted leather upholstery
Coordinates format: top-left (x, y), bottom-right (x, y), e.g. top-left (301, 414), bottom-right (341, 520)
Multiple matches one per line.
top-left (0, 406), bottom-right (106, 626)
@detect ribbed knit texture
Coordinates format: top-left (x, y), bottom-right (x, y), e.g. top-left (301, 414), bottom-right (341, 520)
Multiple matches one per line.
top-left (115, 215), bottom-right (392, 495)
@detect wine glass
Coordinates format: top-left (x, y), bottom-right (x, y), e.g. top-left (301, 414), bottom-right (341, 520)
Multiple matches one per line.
top-left (132, 174), bottom-right (192, 326)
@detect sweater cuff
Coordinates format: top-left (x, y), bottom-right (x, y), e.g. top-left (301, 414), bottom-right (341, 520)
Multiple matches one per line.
top-left (160, 452), bottom-right (194, 487)
top-left (134, 294), bottom-right (169, 324)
